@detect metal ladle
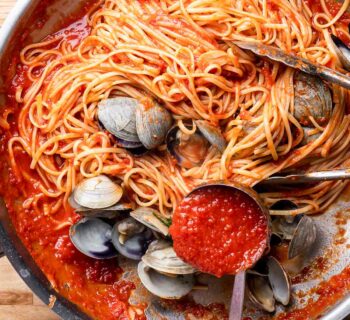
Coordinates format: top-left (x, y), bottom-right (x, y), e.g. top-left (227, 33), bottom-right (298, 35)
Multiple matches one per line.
top-left (229, 168), bottom-right (350, 320)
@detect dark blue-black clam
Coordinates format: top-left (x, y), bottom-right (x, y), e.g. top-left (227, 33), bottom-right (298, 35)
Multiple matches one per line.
top-left (69, 217), bottom-right (118, 259)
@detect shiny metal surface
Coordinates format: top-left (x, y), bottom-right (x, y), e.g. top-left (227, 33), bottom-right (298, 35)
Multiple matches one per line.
top-left (234, 41), bottom-right (350, 89)
top-left (261, 169), bottom-right (350, 185)
top-left (0, 1), bottom-right (349, 320)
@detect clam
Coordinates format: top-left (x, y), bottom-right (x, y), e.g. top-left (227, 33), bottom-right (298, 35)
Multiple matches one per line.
top-left (331, 32), bottom-right (350, 71)
top-left (166, 125), bottom-right (209, 168)
top-left (142, 240), bottom-right (196, 275)
top-left (293, 72), bottom-right (332, 127)
top-left (69, 197), bottom-right (132, 219)
top-left (137, 240), bottom-right (195, 299)
top-left (69, 175), bottom-right (127, 218)
top-left (246, 257), bottom-right (290, 312)
top-left (247, 274), bottom-right (275, 312)
top-left (288, 215), bottom-right (317, 259)
top-left (69, 218), bottom-right (118, 259)
top-left (195, 120), bottom-right (227, 153)
top-left (130, 208), bottom-right (169, 236)
top-left (98, 97), bottom-right (172, 151)
top-left (98, 98), bottom-right (141, 147)
top-left (111, 217), bottom-right (154, 260)
top-left (166, 121), bottom-right (227, 168)
top-left (301, 127), bottom-right (321, 146)
top-left (135, 99), bottom-right (173, 150)
top-left (270, 209), bottom-right (317, 259)
top-left (267, 257), bottom-right (290, 305)
top-left (73, 175), bottom-right (123, 209)
top-left (137, 261), bottom-right (195, 299)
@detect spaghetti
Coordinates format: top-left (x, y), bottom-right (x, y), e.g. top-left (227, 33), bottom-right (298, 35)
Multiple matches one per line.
top-left (3, 0), bottom-right (350, 222)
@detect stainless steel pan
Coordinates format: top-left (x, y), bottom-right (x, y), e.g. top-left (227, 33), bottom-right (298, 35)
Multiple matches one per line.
top-left (0, 1), bottom-right (349, 319)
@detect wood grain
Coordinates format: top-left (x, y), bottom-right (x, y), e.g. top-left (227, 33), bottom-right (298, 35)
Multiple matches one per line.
top-left (0, 257), bottom-right (60, 319)
top-left (0, 2), bottom-right (61, 319)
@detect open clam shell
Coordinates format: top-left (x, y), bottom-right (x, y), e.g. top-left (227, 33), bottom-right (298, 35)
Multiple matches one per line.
top-left (267, 257), bottom-right (290, 306)
top-left (195, 120), bottom-right (227, 152)
top-left (135, 99), bottom-right (173, 150)
top-left (142, 240), bottom-right (196, 275)
top-left (69, 195), bottom-right (132, 219)
top-left (247, 257), bottom-right (290, 312)
top-left (331, 33), bottom-right (350, 71)
top-left (246, 274), bottom-right (275, 312)
top-left (166, 122), bottom-right (226, 168)
top-left (288, 215), bottom-right (317, 259)
top-left (137, 261), bottom-right (195, 299)
top-left (69, 218), bottom-right (117, 259)
top-left (166, 125), bottom-right (209, 168)
top-left (130, 208), bottom-right (169, 236)
top-left (73, 175), bottom-right (123, 210)
top-left (111, 218), bottom-right (153, 260)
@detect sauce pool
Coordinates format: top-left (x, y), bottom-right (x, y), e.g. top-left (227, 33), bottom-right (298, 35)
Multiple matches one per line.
top-left (170, 185), bottom-right (269, 277)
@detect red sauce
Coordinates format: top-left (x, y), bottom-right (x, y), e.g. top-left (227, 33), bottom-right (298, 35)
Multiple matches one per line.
top-left (277, 265), bottom-right (350, 320)
top-left (305, 0), bottom-right (350, 25)
top-left (0, 4), bottom-right (145, 320)
top-left (170, 186), bottom-right (269, 277)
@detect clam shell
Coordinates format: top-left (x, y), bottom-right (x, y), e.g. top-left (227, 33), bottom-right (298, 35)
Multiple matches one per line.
top-left (73, 175), bottom-right (123, 209)
top-left (330, 34), bottom-right (350, 71)
top-left (69, 194), bottom-right (132, 219)
top-left (111, 218), bottom-right (153, 260)
top-left (246, 274), bottom-right (275, 312)
top-left (166, 125), bottom-right (209, 169)
top-left (267, 257), bottom-right (290, 306)
top-left (301, 127), bottom-right (321, 146)
top-left (195, 120), bottom-right (227, 152)
top-left (293, 72), bottom-right (332, 127)
top-left (98, 97), bottom-right (140, 143)
top-left (136, 100), bottom-right (172, 149)
top-left (288, 215), bottom-right (317, 259)
top-left (130, 207), bottom-right (169, 236)
top-left (142, 240), bottom-right (196, 275)
top-left (69, 218), bottom-right (117, 259)
top-left (138, 261), bottom-right (194, 299)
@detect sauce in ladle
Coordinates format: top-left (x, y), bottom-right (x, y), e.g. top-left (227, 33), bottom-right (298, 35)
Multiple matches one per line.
top-left (170, 184), bottom-right (270, 277)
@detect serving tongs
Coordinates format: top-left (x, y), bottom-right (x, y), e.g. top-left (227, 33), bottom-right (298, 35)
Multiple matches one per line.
top-left (259, 168), bottom-right (350, 186)
top-left (234, 41), bottom-right (350, 89)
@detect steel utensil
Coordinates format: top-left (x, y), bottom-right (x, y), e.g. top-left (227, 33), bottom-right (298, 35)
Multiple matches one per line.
top-left (260, 169), bottom-right (350, 186)
top-left (234, 41), bottom-right (350, 89)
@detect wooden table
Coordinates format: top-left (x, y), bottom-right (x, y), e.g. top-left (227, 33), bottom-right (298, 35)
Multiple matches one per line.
top-left (0, 1), bottom-right (61, 319)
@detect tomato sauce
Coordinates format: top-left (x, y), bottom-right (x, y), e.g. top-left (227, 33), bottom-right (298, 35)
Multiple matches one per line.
top-left (170, 185), bottom-right (269, 277)
top-left (0, 3), bottom-right (145, 320)
top-left (305, 0), bottom-right (350, 25)
top-left (277, 265), bottom-right (350, 320)
top-left (1, 1), bottom-right (350, 319)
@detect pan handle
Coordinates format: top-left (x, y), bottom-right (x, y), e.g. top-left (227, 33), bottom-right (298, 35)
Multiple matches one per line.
top-left (0, 241), bottom-right (4, 258)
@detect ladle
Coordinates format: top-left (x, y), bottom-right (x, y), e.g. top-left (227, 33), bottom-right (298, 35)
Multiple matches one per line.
top-left (170, 182), bottom-right (270, 320)
top-left (234, 41), bottom-right (350, 89)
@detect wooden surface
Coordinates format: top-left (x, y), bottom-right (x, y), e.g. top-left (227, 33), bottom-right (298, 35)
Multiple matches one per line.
top-left (0, 2), bottom-right (61, 319)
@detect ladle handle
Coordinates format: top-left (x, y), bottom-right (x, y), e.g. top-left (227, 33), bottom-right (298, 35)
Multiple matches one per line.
top-left (229, 270), bottom-right (246, 320)
top-left (261, 169), bottom-right (350, 185)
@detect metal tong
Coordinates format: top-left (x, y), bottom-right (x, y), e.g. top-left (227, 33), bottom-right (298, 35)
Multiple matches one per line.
top-left (234, 41), bottom-right (350, 89)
